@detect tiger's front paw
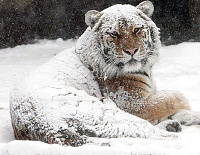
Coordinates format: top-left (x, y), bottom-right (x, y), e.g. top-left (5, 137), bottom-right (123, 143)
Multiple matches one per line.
top-left (166, 121), bottom-right (182, 132)
top-left (172, 109), bottom-right (200, 126)
top-left (156, 120), bottom-right (182, 132)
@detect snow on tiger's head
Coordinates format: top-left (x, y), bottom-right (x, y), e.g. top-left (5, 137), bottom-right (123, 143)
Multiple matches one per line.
top-left (85, 1), bottom-right (161, 78)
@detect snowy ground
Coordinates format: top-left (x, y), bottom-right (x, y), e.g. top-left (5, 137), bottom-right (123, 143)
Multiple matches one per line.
top-left (0, 39), bottom-right (200, 154)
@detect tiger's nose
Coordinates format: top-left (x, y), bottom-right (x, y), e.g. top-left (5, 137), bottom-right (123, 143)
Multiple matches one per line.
top-left (124, 48), bottom-right (138, 55)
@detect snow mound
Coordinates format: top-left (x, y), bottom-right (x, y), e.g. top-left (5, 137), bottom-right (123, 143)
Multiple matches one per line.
top-left (1, 137), bottom-right (200, 155)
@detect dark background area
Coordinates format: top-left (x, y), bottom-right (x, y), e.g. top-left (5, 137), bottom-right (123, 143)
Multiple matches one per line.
top-left (1, 0), bottom-right (200, 49)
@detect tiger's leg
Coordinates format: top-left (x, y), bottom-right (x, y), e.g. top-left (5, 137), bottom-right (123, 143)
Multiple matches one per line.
top-left (135, 90), bottom-right (191, 124)
top-left (146, 91), bottom-right (200, 126)
top-left (135, 90), bottom-right (200, 131)
top-left (171, 109), bottom-right (200, 126)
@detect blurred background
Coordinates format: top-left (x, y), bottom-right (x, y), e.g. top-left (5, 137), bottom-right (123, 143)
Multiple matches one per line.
top-left (1, 0), bottom-right (200, 49)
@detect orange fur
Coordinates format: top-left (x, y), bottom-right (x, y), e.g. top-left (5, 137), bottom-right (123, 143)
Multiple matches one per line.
top-left (97, 74), bottom-right (191, 124)
top-left (98, 20), bottom-right (146, 56)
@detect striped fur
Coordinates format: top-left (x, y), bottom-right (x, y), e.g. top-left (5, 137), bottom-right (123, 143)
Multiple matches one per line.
top-left (85, 4), bottom-right (191, 124)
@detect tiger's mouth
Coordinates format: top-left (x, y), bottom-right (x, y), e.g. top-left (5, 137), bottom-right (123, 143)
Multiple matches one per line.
top-left (116, 58), bottom-right (138, 68)
top-left (127, 57), bottom-right (138, 64)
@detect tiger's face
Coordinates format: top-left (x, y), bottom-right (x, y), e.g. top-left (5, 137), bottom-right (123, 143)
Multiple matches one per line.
top-left (85, 2), bottom-right (160, 77)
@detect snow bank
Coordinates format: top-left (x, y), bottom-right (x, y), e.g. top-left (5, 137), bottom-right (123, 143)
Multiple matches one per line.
top-left (1, 137), bottom-right (200, 155)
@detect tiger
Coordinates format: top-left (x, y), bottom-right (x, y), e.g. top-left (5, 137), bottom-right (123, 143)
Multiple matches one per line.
top-left (81, 0), bottom-right (200, 129)
top-left (10, 1), bottom-right (200, 147)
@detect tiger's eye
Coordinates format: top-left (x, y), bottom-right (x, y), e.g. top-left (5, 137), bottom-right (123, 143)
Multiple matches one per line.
top-left (109, 31), bottom-right (120, 38)
top-left (134, 28), bottom-right (140, 34)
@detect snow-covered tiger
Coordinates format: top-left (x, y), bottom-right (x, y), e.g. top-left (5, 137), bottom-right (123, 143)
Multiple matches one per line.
top-left (10, 1), bottom-right (200, 146)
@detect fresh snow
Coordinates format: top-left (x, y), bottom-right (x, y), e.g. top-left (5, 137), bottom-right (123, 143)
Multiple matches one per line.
top-left (0, 39), bottom-right (200, 154)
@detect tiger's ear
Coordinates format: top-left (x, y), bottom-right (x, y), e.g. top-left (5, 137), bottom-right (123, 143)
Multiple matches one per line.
top-left (85, 10), bottom-right (102, 28)
top-left (136, 1), bottom-right (154, 17)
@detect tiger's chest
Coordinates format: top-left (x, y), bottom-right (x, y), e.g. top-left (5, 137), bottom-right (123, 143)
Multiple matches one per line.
top-left (97, 74), bottom-right (155, 111)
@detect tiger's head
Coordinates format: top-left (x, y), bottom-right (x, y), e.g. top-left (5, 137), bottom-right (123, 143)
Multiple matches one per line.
top-left (85, 1), bottom-right (161, 78)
